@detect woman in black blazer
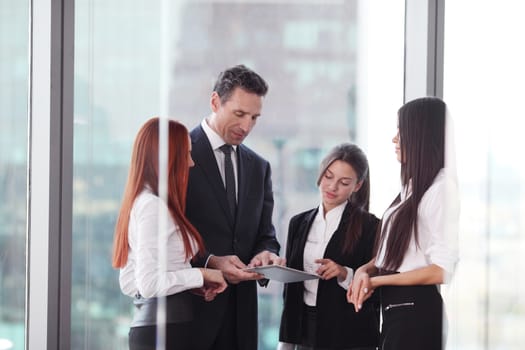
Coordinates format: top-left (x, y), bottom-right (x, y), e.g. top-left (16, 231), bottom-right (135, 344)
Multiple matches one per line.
top-left (279, 143), bottom-right (379, 350)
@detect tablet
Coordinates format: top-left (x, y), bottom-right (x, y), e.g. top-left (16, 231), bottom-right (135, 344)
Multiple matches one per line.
top-left (244, 265), bottom-right (320, 283)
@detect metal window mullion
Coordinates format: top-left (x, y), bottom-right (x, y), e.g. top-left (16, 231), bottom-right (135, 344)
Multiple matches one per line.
top-left (27, 0), bottom-right (74, 349)
top-left (404, 0), bottom-right (444, 101)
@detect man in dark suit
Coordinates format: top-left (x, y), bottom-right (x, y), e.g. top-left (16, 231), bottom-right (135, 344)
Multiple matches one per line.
top-left (186, 65), bottom-right (285, 350)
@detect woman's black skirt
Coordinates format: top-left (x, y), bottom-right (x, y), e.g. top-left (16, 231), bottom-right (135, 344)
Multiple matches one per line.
top-left (380, 285), bottom-right (445, 350)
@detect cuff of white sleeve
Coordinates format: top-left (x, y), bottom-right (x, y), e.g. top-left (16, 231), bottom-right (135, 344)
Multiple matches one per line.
top-left (189, 267), bottom-right (205, 289)
top-left (337, 266), bottom-right (354, 290)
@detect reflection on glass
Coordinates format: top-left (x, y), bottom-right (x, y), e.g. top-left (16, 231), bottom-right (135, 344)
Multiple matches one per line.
top-left (0, 1), bottom-right (29, 349)
top-left (73, 1), bottom-right (403, 349)
top-left (444, 2), bottom-right (525, 349)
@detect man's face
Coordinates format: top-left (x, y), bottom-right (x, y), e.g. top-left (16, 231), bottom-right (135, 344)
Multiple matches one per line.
top-left (209, 87), bottom-right (263, 145)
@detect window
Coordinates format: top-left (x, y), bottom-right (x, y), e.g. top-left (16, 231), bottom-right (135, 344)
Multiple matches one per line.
top-left (72, 1), bottom-right (403, 349)
top-left (444, 1), bottom-right (525, 349)
top-left (0, 1), bottom-right (29, 349)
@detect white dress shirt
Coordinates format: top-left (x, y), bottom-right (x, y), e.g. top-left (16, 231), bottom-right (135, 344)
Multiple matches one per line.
top-left (119, 189), bottom-right (203, 298)
top-left (375, 169), bottom-right (459, 280)
top-left (201, 118), bottom-right (238, 200)
top-left (303, 201), bottom-right (354, 306)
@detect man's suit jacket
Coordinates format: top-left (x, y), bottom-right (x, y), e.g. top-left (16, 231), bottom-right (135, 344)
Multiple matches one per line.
top-left (279, 203), bottom-right (380, 349)
top-left (186, 125), bottom-right (280, 350)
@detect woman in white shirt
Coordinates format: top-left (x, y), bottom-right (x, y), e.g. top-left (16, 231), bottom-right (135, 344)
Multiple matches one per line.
top-left (279, 143), bottom-right (380, 350)
top-left (112, 117), bottom-right (227, 350)
top-left (347, 97), bottom-right (459, 350)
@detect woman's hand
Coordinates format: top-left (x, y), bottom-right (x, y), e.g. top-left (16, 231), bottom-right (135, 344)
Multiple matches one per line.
top-left (315, 258), bottom-right (347, 281)
top-left (198, 268), bottom-right (228, 301)
top-left (346, 266), bottom-right (375, 312)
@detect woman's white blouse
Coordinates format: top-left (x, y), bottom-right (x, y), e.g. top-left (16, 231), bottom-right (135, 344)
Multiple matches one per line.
top-left (375, 169), bottom-right (459, 280)
top-left (303, 202), bottom-right (353, 306)
top-left (119, 189), bottom-right (203, 298)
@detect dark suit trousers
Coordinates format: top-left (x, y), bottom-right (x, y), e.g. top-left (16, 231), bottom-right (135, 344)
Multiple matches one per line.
top-left (129, 322), bottom-right (192, 350)
top-left (210, 286), bottom-right (239, 350)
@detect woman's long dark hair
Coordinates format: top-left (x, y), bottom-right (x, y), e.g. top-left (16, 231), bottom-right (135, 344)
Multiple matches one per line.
top-left (317, 143), bottom-right (370, 254)
top-left (377, 97), bottom-right (446, 271)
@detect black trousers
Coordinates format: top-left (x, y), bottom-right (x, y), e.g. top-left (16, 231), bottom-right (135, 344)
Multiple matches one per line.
top-left (129, 322), bottom-right (192, 350)
top-left (295, 304), bottom-right (376, 350)
top-left (380, 285), bottom-right (445, 350)
top-left (209, 286), bottom-right (238, 350)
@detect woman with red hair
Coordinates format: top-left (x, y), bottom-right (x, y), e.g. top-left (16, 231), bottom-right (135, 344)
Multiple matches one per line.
top-left (112, 117), bottom-right (227, 350)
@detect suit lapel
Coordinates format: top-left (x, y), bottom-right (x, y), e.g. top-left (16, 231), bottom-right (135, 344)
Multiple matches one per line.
top-left (295, 203), bottom-right (351, 262)
top-left (292, 209), bottom-right (318, 268)
top-left (300, 209), bottom-right (318, 246)
top-left (235, 145), bottom-right (253, 227)
top-left (191, 126), bottom-right (235, 227)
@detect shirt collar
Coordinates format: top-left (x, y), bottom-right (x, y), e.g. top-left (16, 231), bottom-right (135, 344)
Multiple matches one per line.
top-left (201, 118), bottom-right (238, 152)
top-left (316, 201), bottom-right (347, 223)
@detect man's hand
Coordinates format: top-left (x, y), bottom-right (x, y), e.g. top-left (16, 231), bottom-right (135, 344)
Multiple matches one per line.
top-left (249, 250), bottom-right (286, 267)
top-left (207, 255), bottom-right (262, 284)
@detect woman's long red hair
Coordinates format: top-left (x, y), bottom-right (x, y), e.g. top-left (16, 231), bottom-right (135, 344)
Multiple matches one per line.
top-left (112, 117), bottom-right (205, 268)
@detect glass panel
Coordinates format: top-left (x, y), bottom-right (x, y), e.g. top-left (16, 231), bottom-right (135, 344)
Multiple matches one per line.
top-left (444, 1), bottom-right (525, 349)
top-left (0, 1), bottom-right (29, 349)
top-left (73, 1), bottom-right (403, 349)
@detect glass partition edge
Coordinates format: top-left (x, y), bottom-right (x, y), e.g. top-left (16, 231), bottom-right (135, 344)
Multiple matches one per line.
top-left (26, 0), bottom-right (74, 349)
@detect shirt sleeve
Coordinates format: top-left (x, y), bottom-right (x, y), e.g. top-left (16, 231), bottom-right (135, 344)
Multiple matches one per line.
top-left (133, 195), bottom-right (203, 298)
top-left (119, 261), bottom-right (137, 297)
top-left (337, 266), bottom-right (354, 290)
top-left (420, 176), bottom-right (460, 282)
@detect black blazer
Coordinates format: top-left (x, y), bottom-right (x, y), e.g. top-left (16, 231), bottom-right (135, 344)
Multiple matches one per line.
top-left (186, 125), bottom-right (280, 350)
top-left (279, 203), bottom-right (380, 349)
